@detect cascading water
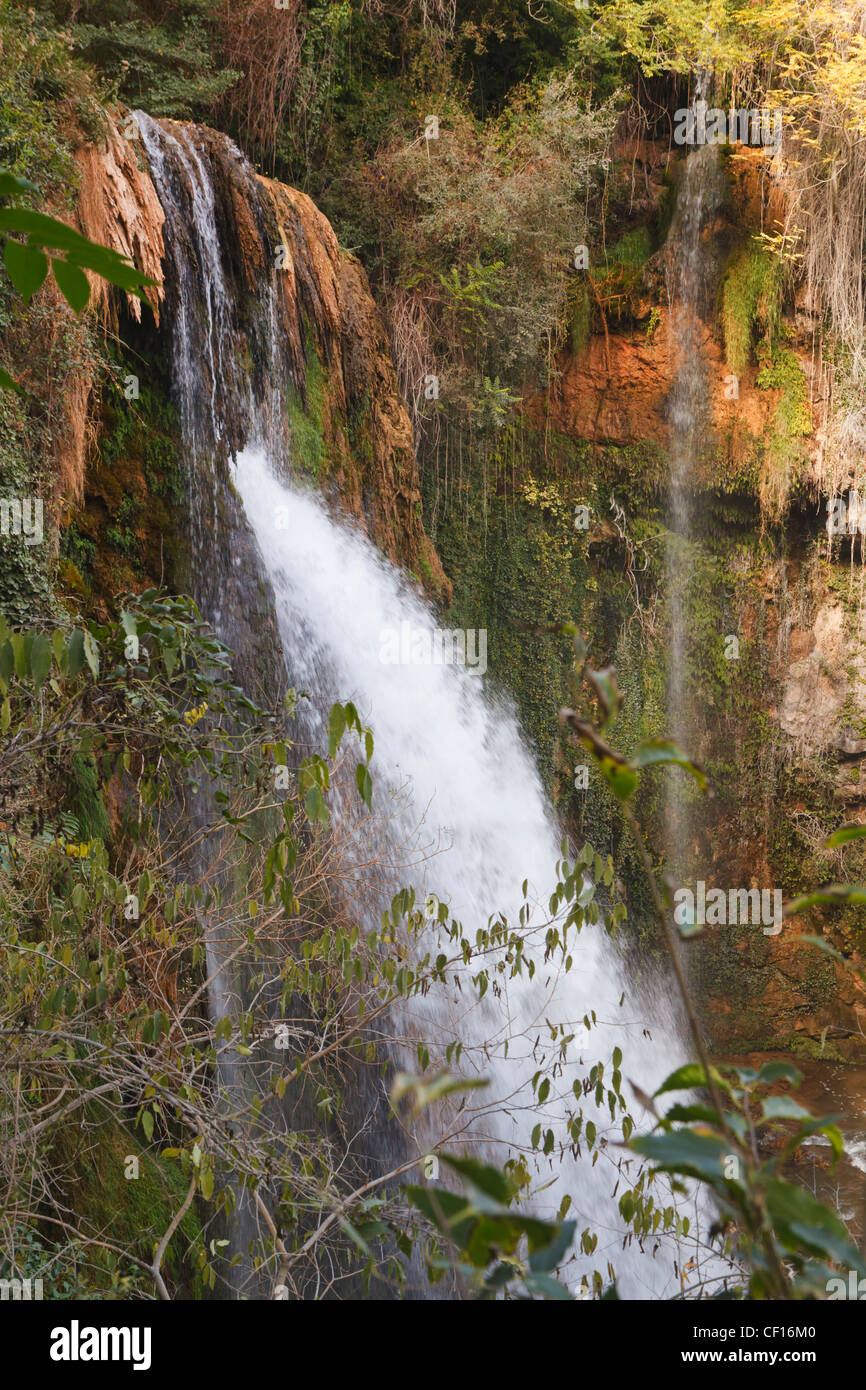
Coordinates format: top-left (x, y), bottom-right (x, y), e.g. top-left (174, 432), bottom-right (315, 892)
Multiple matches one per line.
top-left (138, 112), bottom-right (727, 1298)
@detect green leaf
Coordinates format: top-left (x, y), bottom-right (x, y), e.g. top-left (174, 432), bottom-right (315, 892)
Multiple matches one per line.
top-left (442, 1156), bottom-right (512, 1205)
top-left (356, 762), bottom-right (372, 808)
top-left (66, 629), bottom-right (85, 678)
top-left (762, 1096), bottom-right (811, 1122)
top-left (140, 1109), bottom-right (154, 1143)
top-left (584, 664), bottom-right (622, 726)
top-left (753, 1060), bottom-right (803, 1087)
top-left (0, 208), bottom-right (87, 250)
top-left (764, 1178), bottom-right (866, 1272)
top-left (391, 1070), bottom-right (488, 1116)
top-left (52, 257), bottom-right (90, 313)
top-left (328, 702), bottom-right (346, 758)
top-left (527, 1220), bottom-right (576, 1274)
top-left (304, 784), bottom-right (328, 825)
top-left (523, 1270), bottom-right (574, 1300)
top-left (663, 1102), bottom-right (720, 1126)
top-left (161, 643), bottom-right (178, 678)
top-left (785, 885), bottom-right (866, 914)
top-left (824, 824), bottom-right (866, 848)
top-left (82, 629), bottom-right (100, 679)
top-left (559, 710), bottom-right (636, 801)
top-left (4, 240), bottom-right (48, 303)
top-left (633, 738), bottom-right (707, 790)
top-left (138, 868), bottom-right (155, 910)
top-left (605, 761), bottom-right (638, 802)
top-left (28, 633), bottom-right (52, 689)
top-left (655, 1062), bottom-right (731, 1097)
top-left (0, 170), bottom-right (39, 197)
top-left (0, 208), bottom-right (155, 299)
top-left (11, 632), bottom-right (32, 678)
top-left (406, 1180), bottom-right (563, 1271)
top-left (818, 1122), bottom-right (845, 1163)
top-left (404, 1184), bottom-right (480, 1253)
top-left (631, 1128), bottom-right (730, 1184)
top-left (0, 364), bottom-right (21, 393)
top-left (65, 244), bottom-right (155, 293)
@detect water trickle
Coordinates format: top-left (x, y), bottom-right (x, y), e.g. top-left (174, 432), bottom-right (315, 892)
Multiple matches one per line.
top-left (665, 126), bottom-right (728, 875)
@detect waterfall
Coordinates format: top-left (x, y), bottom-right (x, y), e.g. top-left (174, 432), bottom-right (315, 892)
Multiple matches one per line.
top-left (137, 114), bottom-right (725, 1299)
top-left (664, 88), bottom-right (729, 877)
top-left (235, 451), bottom-right (714, 1299)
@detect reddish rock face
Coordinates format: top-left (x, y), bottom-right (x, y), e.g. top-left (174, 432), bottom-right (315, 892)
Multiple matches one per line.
top-left (527, 315), bottom-right (814, 495)
top-left (74, 114), bottom-right (166, 326)
top-left (525, 137), bottom-right (814, 500)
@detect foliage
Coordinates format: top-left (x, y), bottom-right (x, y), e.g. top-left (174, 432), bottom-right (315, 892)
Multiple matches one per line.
top-left (634, 1057), bottom-right (863, 1299)
top-left (0, 591), bottom-right (386, 1295)
top-left (595, 0), bottom-right (750, 78)
top-left (7, 0), bottom-right (866, 1309)
top-left (0, 1), bottom-right (101, 197)
top-left (406, 1153), bottom-right (576, 1299)
top-left (0, 588), bottom-right (650, 1300)
top-left (563, 637), bottom-right (866, 1299)
top-left (596, 0), bottom-right (866, 506)
top-left (365, 72), bottom-right (617, 444)
top-left (47, 0), bottom-right (239, 120)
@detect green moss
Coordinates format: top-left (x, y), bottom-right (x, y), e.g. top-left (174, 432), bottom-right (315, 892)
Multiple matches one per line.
top-left (607, 225), bottom-right (654, 268)
top-left (64, 348), bottom-right (186, 601)
top-left (49, 1103), bottom-right (204, 1297)
top-left (0, 273), bottom-right (102, 623)
top-left (422, 420), bottom-right (667, 941)
top-left (716, 1033), bottom-right (846, 1063)
top-left (720, 239), bottom-right (783, 378)
top-left (0, 373), bottom-right (55, 623)
top-left (755, 344), bottom-right (811, 439)
top-left (565, 281), bottom-right (591, 355)
top-left (753, 343), bottom-right (811, 519)
top-left (590, 224), bottom-right (656, 325)
top-left (60, 525), bottom-right (97, 587)
top-left (100, 370), bottom-right (184, 500)
top-left (287, 337), bottom-right (328, 479)
top-left (0, 5), bottom-right (98, 200)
